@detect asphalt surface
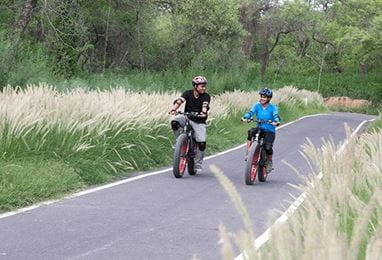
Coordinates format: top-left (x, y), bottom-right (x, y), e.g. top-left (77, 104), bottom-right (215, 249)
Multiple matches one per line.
top-left (0, 112), bottom-right (376, 260)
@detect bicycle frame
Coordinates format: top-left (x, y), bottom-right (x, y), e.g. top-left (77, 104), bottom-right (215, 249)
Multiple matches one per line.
top-left (182, 114), bottom-right (197, 159)
top-left (172, 112), bottom-right (198, 178)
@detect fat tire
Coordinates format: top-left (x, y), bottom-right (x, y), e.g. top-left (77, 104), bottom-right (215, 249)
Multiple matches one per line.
top-left (258, 149), bottom-right (268, 182)
top-left (188, 158), bottom-right (196, 175)
top-left (173, 134), bottom-right (189, 178)
top-left (244, 144), bottom-right (260, 185)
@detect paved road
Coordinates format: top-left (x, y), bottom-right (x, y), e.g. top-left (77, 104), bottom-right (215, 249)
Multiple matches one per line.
top-left (0, 112), bottom-right (375, 260)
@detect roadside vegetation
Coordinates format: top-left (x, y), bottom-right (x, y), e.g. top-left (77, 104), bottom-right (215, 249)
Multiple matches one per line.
top-left (0, 85), bottom-right (326, 212)
top-left (214, 117), bottom-right (382, 259)
top-left (1, 0), bottom-right (381, 106)
top-left (0, 0), bottom-right (380, 257)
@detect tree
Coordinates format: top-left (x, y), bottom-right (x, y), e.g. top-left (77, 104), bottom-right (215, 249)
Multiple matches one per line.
top-left (11, 0), bottom-right (38, 41)
top-left (3, 0), bottom-right (38, 75)
top-left (170, 0), bottom-right (246, 69)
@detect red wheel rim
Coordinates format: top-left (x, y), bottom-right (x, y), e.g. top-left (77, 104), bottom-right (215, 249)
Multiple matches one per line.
top-left (250, 164), bottom-right (258, 182)
top-left (179, 140), bottom-right (189, 174)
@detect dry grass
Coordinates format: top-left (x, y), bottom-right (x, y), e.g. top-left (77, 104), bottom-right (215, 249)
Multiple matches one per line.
top-left (211, 86), bottom-right (323, 118)
top-left (213, 128), bottom-right (382, 259)
top-left (0, 84), bottom-right (323, 136)
top-left (0, 83), bottom-right (326, 210)
top-left (212, 165), bottom-right (257, 259)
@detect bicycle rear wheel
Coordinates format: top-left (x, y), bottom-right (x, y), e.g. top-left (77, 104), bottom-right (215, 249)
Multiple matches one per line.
top-left (258, 149), bottom-right (268, 182)
top-left (244, 144), bottom-right (261, 185)
top-left (173, 134), bottom-right (189, 178)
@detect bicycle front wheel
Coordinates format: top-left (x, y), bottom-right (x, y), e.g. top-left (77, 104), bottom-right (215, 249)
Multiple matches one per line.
top-left (187, 141), bottom-right (197, 175)
top-left (244, 144), bottom-right (261, 185)
top-left (173, 134), bottom-right (189, 178)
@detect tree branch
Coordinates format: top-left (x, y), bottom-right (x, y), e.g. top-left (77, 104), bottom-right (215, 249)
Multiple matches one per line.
top-left (268, 30), bottom-right (294, 54)
top-left (312, 33), bottom-right (335, 48)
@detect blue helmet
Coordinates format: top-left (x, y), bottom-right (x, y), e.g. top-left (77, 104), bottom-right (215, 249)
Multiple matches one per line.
top-left (259, 88), bottom-right (273, 98)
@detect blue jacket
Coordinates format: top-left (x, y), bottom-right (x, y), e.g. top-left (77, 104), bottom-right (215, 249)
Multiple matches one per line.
top-left (243, 102), bottom-right (280, 133)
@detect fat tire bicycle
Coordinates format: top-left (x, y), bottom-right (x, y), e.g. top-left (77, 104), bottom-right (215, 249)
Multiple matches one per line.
top-left (244, 119), bottom-right (274, 185)
top-left (172, 112), bottom-right (200, 178)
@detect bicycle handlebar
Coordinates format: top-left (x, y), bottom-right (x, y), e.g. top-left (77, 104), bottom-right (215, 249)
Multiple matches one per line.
top-left (175, 111), bottom-right (205, 117)
top-left (241, 118), bottom-right (273, 123)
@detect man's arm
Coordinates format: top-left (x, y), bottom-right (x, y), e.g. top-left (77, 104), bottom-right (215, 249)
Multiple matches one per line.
top-left (200, 96), bottom-right (210, 117)
top-left (170, 97), bottom-right (185, 113)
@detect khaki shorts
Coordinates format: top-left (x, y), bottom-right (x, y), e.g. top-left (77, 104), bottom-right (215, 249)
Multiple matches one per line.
top-left (172, 115), bottom-right (207, 142)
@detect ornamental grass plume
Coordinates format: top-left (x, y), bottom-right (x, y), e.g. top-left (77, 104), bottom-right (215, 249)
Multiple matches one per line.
top-left (214, 127), bottom-right (382, 259)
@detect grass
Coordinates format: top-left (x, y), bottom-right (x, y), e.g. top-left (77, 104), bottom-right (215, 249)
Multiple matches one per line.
top-left (0, 158), bottom-right (83, 210)
top-left (2, 77), bottom-right (380, 258)
top-left (214, 121), bottom-right (382, 259)
top-left (0, 85), bottom-right (327, 212)
top-left (6, 65), bottom-right (380, 112)
top-left (368, 114), bottom-right (382, 132)
top-left (326, 104), bottom-right (381, 116)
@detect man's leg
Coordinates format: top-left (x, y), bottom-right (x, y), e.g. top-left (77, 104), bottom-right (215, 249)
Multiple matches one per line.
top-left (171, 115), bottom-right (186, 139)
top-left (190, 121), bottom-right (207, 172)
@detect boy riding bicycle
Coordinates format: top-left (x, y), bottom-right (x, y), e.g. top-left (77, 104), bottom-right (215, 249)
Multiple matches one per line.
top-left (241, 88), bottom-right (280, 172)
top-left (169, 76), bottom-right (211, 173)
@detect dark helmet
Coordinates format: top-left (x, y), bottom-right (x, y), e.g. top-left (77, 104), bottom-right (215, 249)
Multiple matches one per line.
top-left (259, 88), bottom-right (273, 98)
top-left (192, 76), bottom-right (207, 87)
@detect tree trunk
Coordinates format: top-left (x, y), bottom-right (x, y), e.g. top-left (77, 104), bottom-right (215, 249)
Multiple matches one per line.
top-left (239, 4), bottom-right (256, 57)
top-left (11, 0), bottom-right (38, 41)
top-left (3, 0), bottom-right (38, 81)
top-left (136, 11), bottom-right (145, 70)
top-left (257, 24), bottom-right (271, 81)
top-left (359, 62), bottom-right (367, 79)
top-left (259, 51), bottom-right (269, 81)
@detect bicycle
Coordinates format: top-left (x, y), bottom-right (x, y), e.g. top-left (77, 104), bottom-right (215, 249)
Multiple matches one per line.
top-left (243, 119), bottom-right (274, 185)
top-left (172, 112), bottom-right (200, 178)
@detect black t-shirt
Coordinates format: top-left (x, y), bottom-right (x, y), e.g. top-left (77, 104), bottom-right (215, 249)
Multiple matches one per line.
top-left (181, 90), bottom-right (211, 124)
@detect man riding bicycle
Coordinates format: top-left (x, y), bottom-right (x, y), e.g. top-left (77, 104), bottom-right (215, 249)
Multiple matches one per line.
top-left (241, 88), bottom-right (280, 172)
top-left (169, 76), bottom-right (211, 173)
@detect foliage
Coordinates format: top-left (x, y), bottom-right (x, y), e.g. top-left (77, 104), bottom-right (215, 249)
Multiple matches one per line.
top-left (0, 0), bottom-right (381, 104)
top-left (0, 30), bottom-right (55, 87)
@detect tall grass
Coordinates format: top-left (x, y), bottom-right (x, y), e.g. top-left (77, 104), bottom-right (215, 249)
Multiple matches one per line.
top-left (215, 125), bottom-right (382, 259)
top-left (8, 66), bottom-right (379, 110)
top-left (0, 85), bottom-right (325, 211)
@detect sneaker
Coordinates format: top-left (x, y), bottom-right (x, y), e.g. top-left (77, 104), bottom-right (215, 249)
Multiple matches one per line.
top-left (244, 155), bottom-right (248, 161)
top-left (266, 160), bottom-right (273, 172)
